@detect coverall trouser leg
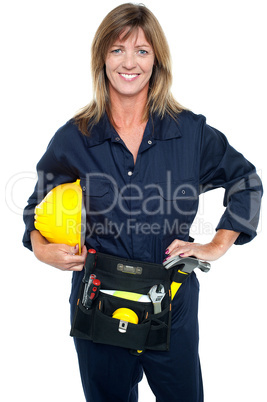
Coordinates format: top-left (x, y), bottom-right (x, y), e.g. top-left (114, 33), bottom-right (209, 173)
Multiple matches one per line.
top-left (74, 339), bottom-right (143, 402)
top-left (72, 273), bottom-right (203, 401)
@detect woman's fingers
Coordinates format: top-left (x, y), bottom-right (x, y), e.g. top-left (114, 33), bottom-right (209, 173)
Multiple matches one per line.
top-left (164, 239), bottom-right (223, 262)
top-left (165, 239), bottom-right (191, 258)
top-left (63, 245), bottom-right (88, 271)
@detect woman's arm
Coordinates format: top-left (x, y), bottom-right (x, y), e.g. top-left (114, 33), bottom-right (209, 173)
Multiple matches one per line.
top-left (199, 121), bottom-right (262, 245)
top-left (165, 229), bottom-right (240, 262)
top-left (30, 230), bottom-right (87, 271)
top-left (23, 122), bottom-right (88, 270)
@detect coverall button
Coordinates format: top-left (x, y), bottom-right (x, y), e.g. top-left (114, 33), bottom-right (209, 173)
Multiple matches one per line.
top-left (148, 140), bottom-right (152, 145)
top-left (128, 171), bottom-right (133, 176)
top-left (115, 137), bottom-right (120, 141)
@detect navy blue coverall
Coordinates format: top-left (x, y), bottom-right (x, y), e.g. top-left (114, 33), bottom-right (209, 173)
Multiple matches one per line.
top-left (23, 110), bottom-right (262, 401)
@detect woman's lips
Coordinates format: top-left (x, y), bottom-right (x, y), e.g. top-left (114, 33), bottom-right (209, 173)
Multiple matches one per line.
top-left (119, 73), bottom-right (140, 81)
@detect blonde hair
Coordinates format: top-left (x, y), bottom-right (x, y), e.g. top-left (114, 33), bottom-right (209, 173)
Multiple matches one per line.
top-left (74, 3), bottom-right (185, 135)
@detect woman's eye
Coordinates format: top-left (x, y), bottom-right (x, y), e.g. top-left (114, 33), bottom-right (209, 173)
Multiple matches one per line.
top-left (138, 50), bottom-right (148, 55)
top-left (111, 49), bottom-right (122, 54)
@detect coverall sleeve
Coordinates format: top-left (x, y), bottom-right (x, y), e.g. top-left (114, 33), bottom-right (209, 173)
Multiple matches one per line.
top-left (22, 129), bottom-right (79, 251)
top-left (199, 120), bottom-right (263, 245)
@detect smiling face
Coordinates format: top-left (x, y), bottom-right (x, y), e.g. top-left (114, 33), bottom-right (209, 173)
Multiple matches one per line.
top-left (105, 27), bottom-right (155, 100)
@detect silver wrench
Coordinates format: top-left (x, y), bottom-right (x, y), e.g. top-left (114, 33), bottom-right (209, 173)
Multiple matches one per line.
top-left (148, 284), bottom-right (165, 314)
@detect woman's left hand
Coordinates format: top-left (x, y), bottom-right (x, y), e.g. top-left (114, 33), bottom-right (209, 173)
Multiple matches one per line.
top-left (164, 229), bottom-right (240, 262)
top-left (164, 240), bottom-right (225, 262)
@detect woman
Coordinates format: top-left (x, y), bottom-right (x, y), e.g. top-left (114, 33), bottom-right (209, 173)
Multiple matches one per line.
top-left (23, 3), bottom-right (262, 401)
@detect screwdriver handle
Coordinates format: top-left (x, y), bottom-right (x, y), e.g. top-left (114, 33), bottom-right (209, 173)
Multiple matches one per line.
top-left (83, 279), bottom-right (101, 309)
top-left (83, 249), bottom-right (97, 283)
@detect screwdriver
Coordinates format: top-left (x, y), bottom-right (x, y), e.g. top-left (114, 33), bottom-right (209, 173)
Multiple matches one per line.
top-left (82, 249), bottom-right (97, 283)
top-left (83, 278), bottom-right (101, 309)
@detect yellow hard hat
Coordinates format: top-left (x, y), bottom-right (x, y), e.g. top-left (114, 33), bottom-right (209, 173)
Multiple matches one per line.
top-left (34, 179), bottom-right (85, 254)
top-left (112, 308), bottom-right (139, 324)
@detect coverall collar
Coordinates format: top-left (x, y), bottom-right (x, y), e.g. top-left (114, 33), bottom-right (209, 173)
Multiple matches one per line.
top-left (85, 112), bottom-right (182, 147)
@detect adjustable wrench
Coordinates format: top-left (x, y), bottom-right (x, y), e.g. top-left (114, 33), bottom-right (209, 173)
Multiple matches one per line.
top-left (148, 284), bottom-right (165, 314)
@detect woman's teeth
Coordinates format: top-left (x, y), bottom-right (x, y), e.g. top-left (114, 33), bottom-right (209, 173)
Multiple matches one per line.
top-left (120, 74), bottom-right (139, 79)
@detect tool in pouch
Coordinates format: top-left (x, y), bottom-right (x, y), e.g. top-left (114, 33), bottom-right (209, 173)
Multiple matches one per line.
top-left (163, 255), bottom-right (211, 300)
top-left (148, 284), bottom-right (165, 313)
top-left (99, 290), bottom-right (150, 336)
top-left (81, 249), bottom-right (101, 309)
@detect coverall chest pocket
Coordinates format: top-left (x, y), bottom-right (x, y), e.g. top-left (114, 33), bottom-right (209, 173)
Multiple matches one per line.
top-left (81, 177), bottom-right (116, 238)
top-left (157, 180), bottom-right (199, 218)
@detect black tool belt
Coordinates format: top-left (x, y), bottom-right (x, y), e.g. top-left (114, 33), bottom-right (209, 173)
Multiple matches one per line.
top-left (70, 252), bottom-right (189, 353)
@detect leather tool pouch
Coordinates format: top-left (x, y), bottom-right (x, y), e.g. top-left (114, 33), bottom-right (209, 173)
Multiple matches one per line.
top-left (70, 252), bottom-right (177, 352)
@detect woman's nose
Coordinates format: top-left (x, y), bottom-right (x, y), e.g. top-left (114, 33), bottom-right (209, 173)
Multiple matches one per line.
top-left (122, 52), bottom-right (137, 69)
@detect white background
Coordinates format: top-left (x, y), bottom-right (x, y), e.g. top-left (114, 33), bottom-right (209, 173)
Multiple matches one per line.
top-left (1, 0), bottom-right (266, 401)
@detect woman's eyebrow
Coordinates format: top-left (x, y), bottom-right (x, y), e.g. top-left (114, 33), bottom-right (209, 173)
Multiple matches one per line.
top-left (111, 44), bottom-right (151, 48)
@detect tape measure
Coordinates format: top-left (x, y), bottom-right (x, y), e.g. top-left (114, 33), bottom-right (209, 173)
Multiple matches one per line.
top-left (112, 308), bottom-right (139, 324)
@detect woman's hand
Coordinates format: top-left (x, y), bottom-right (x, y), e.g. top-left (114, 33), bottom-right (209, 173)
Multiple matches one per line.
top-left (30, 230), bottom-right (87, 271)
top-left (164, 229), bottom-right (240, 262)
